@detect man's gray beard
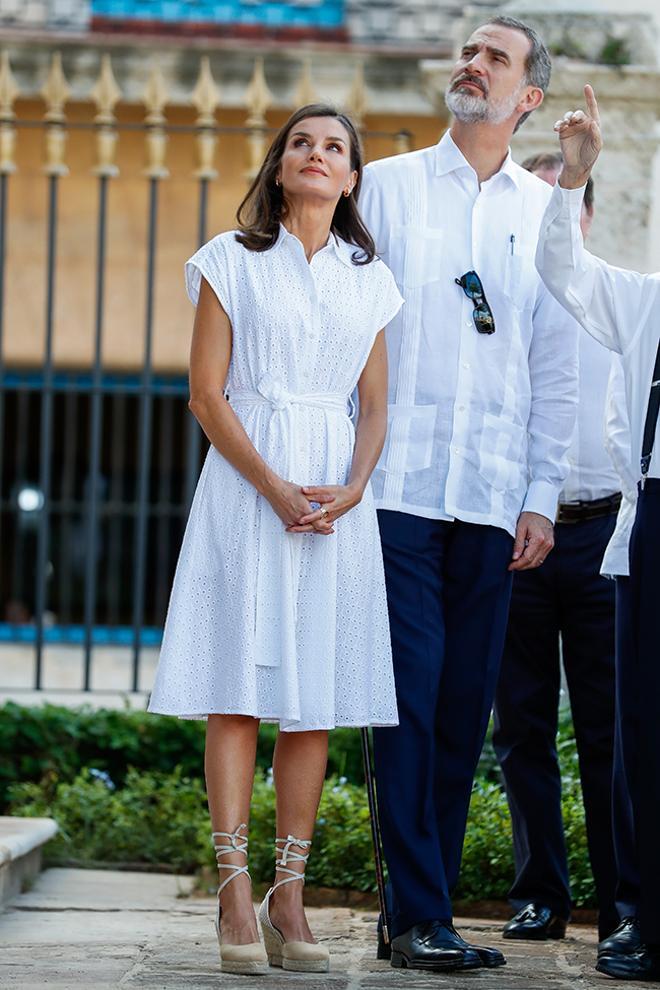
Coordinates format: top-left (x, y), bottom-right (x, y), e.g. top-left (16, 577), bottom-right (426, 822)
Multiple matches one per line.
top-left (444, 83), bottom-right (523, 126)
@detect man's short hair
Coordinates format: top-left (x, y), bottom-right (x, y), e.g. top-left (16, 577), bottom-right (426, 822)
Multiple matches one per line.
top-left (521, 150), bottom-right (595, 213)
top-left (488, 15), bottom-right (552, 131)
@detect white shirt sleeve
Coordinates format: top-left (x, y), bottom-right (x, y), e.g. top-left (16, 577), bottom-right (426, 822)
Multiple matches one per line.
top-left (521, 281), bottom-right (579, 521)
top-left (605, 355), bottom-right (637, 500)
top-left (536, 182), bottom-right (651, 356)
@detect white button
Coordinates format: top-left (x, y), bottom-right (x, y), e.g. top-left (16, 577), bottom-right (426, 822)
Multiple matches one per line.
top-left (462, 361), bottom-right (470, 369)
top-left (458, 405), bottom-right (466, 412)
top-left (467, 321), bottom-right (473, 327)
top-left (454, 447), bottom-right (460, 454)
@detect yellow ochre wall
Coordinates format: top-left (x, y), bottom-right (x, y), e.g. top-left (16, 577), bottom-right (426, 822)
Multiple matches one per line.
top-left (3, 99), bottom-right (446, 374)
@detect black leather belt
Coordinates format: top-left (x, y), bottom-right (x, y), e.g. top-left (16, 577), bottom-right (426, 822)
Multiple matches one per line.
top-left (556, 492), bottom-right (622, 525)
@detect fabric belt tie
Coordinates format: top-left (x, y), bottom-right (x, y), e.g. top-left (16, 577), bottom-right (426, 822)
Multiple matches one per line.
top-left (230, 374), bottom-right (351, 668)
top-left (556, 492), bottom-right (622, 525)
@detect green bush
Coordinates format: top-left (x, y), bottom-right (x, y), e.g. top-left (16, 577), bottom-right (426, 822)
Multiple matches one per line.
top-left (3, 702), bottom-right (596, 904)
top-left (0, 702), bottom-right (367, 812)
top-left (8, 768), bottom-right (377, 891)
top-left (8, 760), bottom-right (597, 906)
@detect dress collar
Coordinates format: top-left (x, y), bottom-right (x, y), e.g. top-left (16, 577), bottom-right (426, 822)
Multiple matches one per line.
top-left (276, 223), bottom-right (357, 268)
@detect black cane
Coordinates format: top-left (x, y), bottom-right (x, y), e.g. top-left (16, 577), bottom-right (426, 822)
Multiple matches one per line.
top-left (360, 726), bottom-right (390, 946)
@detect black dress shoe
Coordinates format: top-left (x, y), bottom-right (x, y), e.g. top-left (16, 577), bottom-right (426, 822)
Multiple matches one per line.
top-left (598, 917), bottom-right (643, 957)
top-left (379, 919), bottom-right (504, 968)
top-left (445, 923), bottom-right (506, 968)
top-left (390, 920), bottom-right (483, 971)
top-left (596, 947), bottom-right (660, 981)
top-left (503, 903), bottom-right (567, 940)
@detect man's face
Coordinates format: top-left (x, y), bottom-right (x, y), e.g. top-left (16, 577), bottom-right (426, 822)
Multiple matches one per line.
top-left (445, 25), bottom-right (534, 126)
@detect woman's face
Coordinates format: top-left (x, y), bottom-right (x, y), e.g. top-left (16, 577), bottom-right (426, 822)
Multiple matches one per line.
top-left (277, 116), bottom-right (358, 206)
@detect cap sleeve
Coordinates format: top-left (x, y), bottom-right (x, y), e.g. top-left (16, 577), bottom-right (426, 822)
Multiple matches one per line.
top-left (373, 260), bottom-right (404, 331)
top-left (184, 234), bottom-right (232, 317)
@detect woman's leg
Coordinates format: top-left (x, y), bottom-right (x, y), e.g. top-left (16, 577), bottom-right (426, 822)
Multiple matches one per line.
top-left (269, 729), bottom-right (329, 942)
top-left (205, 714), bottom-right (260, 944)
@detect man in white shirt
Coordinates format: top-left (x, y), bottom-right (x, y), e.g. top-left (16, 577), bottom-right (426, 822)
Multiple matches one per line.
top-left (359, 15), bottom-right (578, 972)
top-left (494, 154), bottom-right (622, 946)
top-left (536, 84), bottom-right (660, 982)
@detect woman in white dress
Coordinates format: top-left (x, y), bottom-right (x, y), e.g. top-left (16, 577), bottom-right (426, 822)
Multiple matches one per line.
top-left (148, 104), bottom-right (402, 975)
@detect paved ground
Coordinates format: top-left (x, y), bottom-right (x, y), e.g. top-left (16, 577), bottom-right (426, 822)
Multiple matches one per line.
top-left (0, 867), bottom-right (639, 989)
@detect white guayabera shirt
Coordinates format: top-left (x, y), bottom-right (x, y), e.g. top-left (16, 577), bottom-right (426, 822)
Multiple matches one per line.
top-left (359, 131), bottom-right (579, 538)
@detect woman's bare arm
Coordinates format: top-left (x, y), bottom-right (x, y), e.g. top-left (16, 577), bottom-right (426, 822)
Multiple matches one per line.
top-left (189, 277), bottom-right (333, 529)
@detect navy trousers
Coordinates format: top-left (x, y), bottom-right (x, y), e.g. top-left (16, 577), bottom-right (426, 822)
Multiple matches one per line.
top-left (493, 514), bottom-right (620, 940)
top-left (616, 480), bottom-right (660, 946)
top-left (373, 510), bottom-right (513, 937)
top-left (612, 576), bottom-right (640, 924)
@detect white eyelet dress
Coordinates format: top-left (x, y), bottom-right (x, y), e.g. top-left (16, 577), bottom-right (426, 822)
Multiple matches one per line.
top-left (147, 226), bottom-right (404, 730)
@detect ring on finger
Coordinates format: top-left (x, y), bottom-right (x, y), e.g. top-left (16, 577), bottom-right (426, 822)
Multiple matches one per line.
top-left (319, 506), bottom-right (329, 520)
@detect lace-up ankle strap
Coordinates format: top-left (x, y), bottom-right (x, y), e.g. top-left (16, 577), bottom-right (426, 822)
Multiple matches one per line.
top-left (272, 834), bottom-right (312, 892)
top-left (212, 823), bottom-right (250, 895)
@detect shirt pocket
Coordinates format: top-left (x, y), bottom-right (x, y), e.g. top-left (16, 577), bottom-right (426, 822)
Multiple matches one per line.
top-left (502, 251), bottom-right (536, 311)
top-left (388, 226), bottom-right (445, 290)
top-left (477, 412), bottom-right (527, 493)
top-left (382, 404), bottom-right (436, 474)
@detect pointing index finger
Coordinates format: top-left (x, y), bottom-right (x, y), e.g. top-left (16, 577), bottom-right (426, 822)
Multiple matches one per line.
top-left (584, 83), bottom-right (600, 124)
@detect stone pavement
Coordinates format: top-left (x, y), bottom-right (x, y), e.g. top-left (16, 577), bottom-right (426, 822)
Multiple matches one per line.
top-left (0, 867), bottom-right (633, 989)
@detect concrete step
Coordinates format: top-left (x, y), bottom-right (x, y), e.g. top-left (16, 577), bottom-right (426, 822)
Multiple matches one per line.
top-left (0, 816), bottom-right (58, 909)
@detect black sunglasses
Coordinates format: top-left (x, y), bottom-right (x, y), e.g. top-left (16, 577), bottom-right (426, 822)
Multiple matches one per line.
top-left (454, 270), bottom-right (496, 335)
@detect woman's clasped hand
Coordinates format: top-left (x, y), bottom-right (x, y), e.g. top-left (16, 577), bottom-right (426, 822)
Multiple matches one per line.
top-left (268, 481), bottom-right (363, 535)
top-left (265, 478), bottom-right (336, 534)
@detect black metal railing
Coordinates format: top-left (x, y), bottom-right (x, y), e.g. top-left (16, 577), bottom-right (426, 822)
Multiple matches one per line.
top-left (0, 72), bottom-right (413, 693)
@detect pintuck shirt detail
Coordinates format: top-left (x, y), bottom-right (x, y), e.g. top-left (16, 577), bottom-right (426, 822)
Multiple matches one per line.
top-left (360, 132), bottom-right (579, 537)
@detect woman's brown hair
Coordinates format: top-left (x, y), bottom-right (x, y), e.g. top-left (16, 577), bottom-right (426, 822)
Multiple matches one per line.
top-left (235, 104), bottom-right (376, 265)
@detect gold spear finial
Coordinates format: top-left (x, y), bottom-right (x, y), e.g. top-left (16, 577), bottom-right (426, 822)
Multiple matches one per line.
top-left (245, 57), bottom-right (272, 128)
top-left (192, 56), bottom-right (220, 127)
top-left (41, 52), bottom-right (70, 124)
top-left (91, 54), bottom-right (122, 125)
top-left (143, 63), bottom-right (168, 126)
top-left (346, 62), bottom-right (368, 130)
top-left (90, 55), bottom-right (122, 177)
top-left (41, 52), bottom-right (70, 176)
top-left (0, 51), bottom-right (19, 120)
top-left (244, 58), bottom-right (273, 182)
top-left (192, 57), bottom-right (221, 180)
top-left (294, 57), bottom-right (317, 108)
top-left (0, 51), bottom-right (20, 174)
top-left (143, 64), bottom-right (169, 179)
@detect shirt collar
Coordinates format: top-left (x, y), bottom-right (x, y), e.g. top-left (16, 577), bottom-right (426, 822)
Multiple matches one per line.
top-left (434, 130), bottom-right (520, 190)
top-left (276, 223), bottom-right (356, 267)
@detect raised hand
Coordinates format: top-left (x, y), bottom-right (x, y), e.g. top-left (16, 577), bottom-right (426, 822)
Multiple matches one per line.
top-left (554, 84), bottom-right (602, 188)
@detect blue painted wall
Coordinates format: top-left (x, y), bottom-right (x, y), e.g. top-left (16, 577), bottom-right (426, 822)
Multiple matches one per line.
top-left (91, 0), bottom-right (345, 30)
